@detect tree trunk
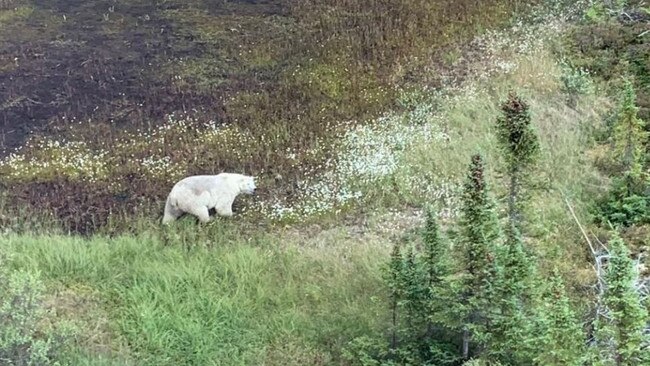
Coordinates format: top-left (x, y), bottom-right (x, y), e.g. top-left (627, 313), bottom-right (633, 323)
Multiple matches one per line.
top-left (509, 170), bottom-right (519, 229)
top-left (462, 327), bottom-right (470, 359)
top-left (390, 299), bottom-right (398, 350)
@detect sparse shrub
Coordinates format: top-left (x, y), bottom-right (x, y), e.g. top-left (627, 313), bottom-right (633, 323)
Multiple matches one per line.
top-left (0, 253), bottom-right (75, 365)
top-left (565, 5), bottom-right (650, 121)
top-left (395, 87), bottom-right (433, 112)
top-left (559, 59), bottom-right (595, 103)
top-left (598, 193), bottom-right (650, 228)
top-left (584, 2), bottom-right (607, 23)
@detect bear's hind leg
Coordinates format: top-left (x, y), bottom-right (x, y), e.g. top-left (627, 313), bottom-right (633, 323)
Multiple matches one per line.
top-left (189, 205), bottom-right (211, 223)
top-left (215, 205), bottom-right (233, 217)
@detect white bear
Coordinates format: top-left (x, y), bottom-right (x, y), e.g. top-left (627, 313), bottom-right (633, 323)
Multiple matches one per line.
top-left (162, 173), bottom-right (256, 224)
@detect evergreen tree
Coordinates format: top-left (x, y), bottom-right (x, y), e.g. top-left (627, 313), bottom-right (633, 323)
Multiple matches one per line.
top-left (421, 207), bottom-right (459, 365)
top-left (489, 223), bottom-right (537, 364)
top-left (422, 206), bottom-right (452, 288)
top-left (458, 154), bottom-right (501, 360)
top-left (493, 91), bottom-right (539, 299)
top-left (401, 245), bottom-right (427, 342)
top-left (598, 79), bottom-right (650, 227)
top-left (361, 211), bottom-right (460, 365)
top-left (593, 232), bottom-right (649, 366)
top-left (495, 92), bottom-right (540, 229)
top-left (499, 223), bottom-right (533, 301)
top-left (387, 243), bottom-right (404, 351)
top-left (422, 206), bottom-right (454, 325)
top-left (534, 269), bottom-right (586, 366)
top-left (611, 79), bottom-right (647, 192)
top-left (492, 92), bottom-right (544, 365)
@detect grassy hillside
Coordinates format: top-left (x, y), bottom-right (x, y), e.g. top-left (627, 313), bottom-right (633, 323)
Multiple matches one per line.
top-left (0, 0), bottom-right (649, 365)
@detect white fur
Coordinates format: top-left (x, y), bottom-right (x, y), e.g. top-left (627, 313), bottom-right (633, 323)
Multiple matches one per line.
top-left (162, 173), bottom-right (256, 224)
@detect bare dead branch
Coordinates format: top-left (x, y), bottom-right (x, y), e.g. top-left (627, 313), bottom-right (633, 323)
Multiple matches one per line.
top-left (562, 193), bottom-right (598, 256)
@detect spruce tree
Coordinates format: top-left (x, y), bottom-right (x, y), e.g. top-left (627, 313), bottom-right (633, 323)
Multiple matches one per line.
top-left (499, 223), bottom-right (533, 301)
top-left (422, 206), bottom-right (451, 287)
top-left (402, 244), bottom-right (427, 342)
top-left (422, 207), bottom-right (458, 364)
top-left (599, 79), bottom-right (650, 227)
top-left (492, 92), bottom-right (540, 364)
top-left (611, 79), bottom-right (647, 192)
top-left (387, 243), bottom-right (404, 351)
top-left (423, 206), bottom-right (451, 332)
top-left (489, 223), bottom-right (536, 364)
top-left (458, 154), bottom-right (501, 360)
top-left (593, 232), bottom-right (649, 366)
top-left (534, 270), bottom-right (586, 366)
top-left (495, 91), bottom-right (540, 229)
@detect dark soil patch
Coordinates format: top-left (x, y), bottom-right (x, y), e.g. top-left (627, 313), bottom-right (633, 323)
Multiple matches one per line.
top-left (0, 0), bottom-right (287, 155)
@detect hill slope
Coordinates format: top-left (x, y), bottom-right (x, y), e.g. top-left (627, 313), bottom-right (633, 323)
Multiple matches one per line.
top-left (1, 0), bottom-right (545, 234)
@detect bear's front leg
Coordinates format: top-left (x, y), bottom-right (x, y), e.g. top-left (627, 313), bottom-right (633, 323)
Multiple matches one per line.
top-left (162, 213), bottom-right (178, 225)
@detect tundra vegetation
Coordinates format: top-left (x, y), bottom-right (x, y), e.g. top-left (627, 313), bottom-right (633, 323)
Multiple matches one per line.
top-left (0, 0), bottom-right (649, 365)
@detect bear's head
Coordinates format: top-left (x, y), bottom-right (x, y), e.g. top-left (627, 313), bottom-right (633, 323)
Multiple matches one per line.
top-left (238, 175), bottom-right (257, 195)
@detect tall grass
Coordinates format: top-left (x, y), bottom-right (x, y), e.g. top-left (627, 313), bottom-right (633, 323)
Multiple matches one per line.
top-left (1, 224), bottom-right (389, 365)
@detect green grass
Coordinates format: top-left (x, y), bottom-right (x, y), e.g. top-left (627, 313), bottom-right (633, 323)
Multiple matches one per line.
top-left (1, 222), bottom-right (389, 365)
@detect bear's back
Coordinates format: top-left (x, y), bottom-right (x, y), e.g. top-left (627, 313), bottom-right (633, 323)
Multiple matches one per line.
top-left (172, 174), bottom-right (243, 195)
top-left (174, 175), bottom-right (217, 194)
